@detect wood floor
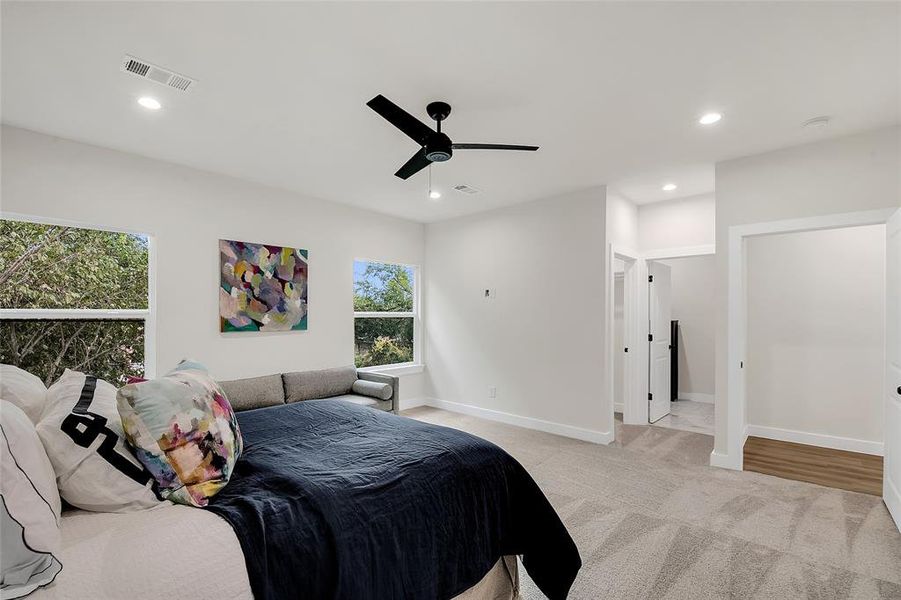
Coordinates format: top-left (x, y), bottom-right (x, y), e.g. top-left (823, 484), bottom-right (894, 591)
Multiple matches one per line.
top-left (743, 436), bottom-right (883, 496)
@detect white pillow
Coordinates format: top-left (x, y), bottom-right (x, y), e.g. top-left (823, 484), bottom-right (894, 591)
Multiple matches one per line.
top-left (0, 365), bottom-right (48, 425)
top-left (1, 400), bottom-right (63, 598)
top-left (36, 370), bottom-right (163, 512)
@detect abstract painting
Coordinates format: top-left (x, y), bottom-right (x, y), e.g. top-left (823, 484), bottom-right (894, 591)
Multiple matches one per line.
top-left (219, 239), bottom-right (308, 332)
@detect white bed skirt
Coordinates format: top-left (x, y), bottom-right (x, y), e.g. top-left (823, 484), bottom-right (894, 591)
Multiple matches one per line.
top-left (31, 504), bottom-right (519, 599)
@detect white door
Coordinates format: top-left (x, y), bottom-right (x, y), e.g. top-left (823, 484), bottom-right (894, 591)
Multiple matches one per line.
top-left (648, 262), bottom-right (672, 423)
top-left (885, 208), bottom-right (901, 532)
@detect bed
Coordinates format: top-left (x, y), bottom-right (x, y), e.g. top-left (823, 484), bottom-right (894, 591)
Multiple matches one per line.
top-left (32, 400), bottom-right (580, 599)
top-left (29, 507), bottom-right (519, 599)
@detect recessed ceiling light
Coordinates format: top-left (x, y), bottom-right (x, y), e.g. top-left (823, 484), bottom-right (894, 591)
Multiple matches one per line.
top-left (662, 183), bottom-right (677, 192)
top-left (698, 112), bottom-right (722, 125)
top-left (802, 116), bottom-right (831, 128)
top-left (137, 96), bottom-right (161, 110)
top-left (429, 190), bottom-right (441, 200)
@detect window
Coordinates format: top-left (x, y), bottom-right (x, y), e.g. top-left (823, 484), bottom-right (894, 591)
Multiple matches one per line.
top-left (0, 219), bottom-right (152, 386)
top-left (353, 260), bottom-right (419, 369)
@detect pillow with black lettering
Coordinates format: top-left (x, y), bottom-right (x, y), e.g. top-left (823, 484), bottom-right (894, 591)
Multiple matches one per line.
top-left (36, 370), bottom-right (162, 512)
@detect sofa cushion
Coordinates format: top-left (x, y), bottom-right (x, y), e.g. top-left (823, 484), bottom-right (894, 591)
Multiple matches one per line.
top-left (351, 379), bottom-right (393, 400)
top-left (283, 366), bottom-right (357, 403)
top-left (218, 375), bottom-right (284, 412)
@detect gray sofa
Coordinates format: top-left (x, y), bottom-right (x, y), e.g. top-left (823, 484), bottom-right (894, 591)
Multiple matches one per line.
top-left (217, 365), bottom-right (399, 414)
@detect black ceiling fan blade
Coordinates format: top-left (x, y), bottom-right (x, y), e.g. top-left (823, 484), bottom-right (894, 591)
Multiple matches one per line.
top-left (452, 143), bottom-right (539, 151)
top-left (367, 95), bottom-right (434, 145)
top-left (394, 148), bottom-right (431, 180)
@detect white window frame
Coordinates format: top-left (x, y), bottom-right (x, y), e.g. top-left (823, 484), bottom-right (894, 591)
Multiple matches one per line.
top-left (353, 259), bottom-right (422, 375)
top-left (0, 212), bottom-right (157, 378)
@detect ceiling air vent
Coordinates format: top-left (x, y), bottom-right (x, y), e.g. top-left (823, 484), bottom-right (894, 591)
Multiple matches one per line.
top-left (121, 55), bottom-right (196, 92)
top-left (453, 184), bottom-right (481, 195)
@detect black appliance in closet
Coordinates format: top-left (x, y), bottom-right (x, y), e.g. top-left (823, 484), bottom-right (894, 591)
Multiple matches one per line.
top-left (670, 320), bottom-right (679, 402)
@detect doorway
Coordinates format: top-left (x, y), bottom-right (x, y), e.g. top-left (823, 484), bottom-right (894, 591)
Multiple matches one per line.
top-left (741, 224), bottom-right (885, 494)
top-left (645, 255), bottom-right (716, 435)
top-left (608, 246), bottom-right (639, 434)
top-left (720, 207), bottom-right (899, 532)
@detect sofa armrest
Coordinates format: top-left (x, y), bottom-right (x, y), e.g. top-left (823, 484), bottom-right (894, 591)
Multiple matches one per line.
top-left (357, 371), bottom-right (399, 413)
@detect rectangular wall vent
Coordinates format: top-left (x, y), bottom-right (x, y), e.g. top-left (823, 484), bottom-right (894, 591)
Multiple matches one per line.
top-left (453, 184), bottom-right (481, 195)
top-left (121, 55), bottom-right (196, 92)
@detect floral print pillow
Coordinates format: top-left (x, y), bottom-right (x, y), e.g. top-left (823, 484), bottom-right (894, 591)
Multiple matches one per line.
top-left (116, 360), bottom-right (242, 507)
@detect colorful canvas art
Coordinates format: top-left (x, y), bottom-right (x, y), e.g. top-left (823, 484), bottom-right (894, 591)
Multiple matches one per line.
top-left (219, 239), bottom-right (308, 332)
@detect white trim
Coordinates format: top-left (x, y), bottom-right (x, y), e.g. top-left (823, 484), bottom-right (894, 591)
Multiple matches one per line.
top-left (721, 208), bottom-right (896, 471)
top-left (0, 308), bottom-right (150, 320)
top-left (145, 235), bottom-right (158, 378)
top-left (358, 362), bottom-right (424, 377)
top-left (426, 398), bottom-right (614, 444)
top-left (642, 244), bottom-right (716, 261)
top-left (678, 392), bottom-right (715, 404)
top-left (614, 402), bottom-right (624, 414)
top-left (709, 450), bottom-right (742, 470)
top-left (353, 311), bottom-right (415, 319)
top-left (398, 396), bottom-right (430, 411)
top-left (731, 208), bottom-right (895, 239)
top-left (746, 425), bottom-right (884, 456)
top-left (0, 211), bottom-right (151, 236)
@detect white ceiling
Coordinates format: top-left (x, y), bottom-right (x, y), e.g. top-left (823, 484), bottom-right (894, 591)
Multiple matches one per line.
top-left (2, 2), bottom-right (898, 222)
top-left (610, 163), bottom-right (714, 205)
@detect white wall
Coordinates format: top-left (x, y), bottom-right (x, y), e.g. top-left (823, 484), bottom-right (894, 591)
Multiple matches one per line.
top-left (715, 125), bottom-right (900, 460)
top-left (658, 255), bottom-right (715, 399)
top-left (639, 193), bottom-right (715, 252)
top-left (607, 193), bottom-right (639, 251)
top-left (0, 126), bottom-right (428, 405)
top-left (746, 225), bottom-right (885, 447)
top-left (424, 187), bottom-right (611, 441)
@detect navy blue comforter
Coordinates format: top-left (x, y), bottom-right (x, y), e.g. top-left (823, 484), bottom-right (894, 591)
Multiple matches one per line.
top-left (205, 400), bottom-right (580, 600)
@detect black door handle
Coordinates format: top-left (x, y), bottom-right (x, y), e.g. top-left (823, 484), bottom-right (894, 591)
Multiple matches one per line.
top-left (897, 386), bottom-right (901, 395)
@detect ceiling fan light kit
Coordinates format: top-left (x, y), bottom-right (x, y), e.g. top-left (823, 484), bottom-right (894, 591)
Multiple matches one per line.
top-left (366, 94), bottom-right (539, 180)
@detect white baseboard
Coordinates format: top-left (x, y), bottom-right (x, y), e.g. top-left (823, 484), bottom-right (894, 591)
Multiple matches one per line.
top-left (746, 424), bottom-right (883, 456)
top-left (678, 393), bottom-right (714, 404)
top-left (709, 450), bottom-right (742, 470)
top-left (614, 402), bottom-right (624, 414)
top-left (398, 397), bottom-right (430, 411)
top-left (425, 398), bottom-right (613, 445)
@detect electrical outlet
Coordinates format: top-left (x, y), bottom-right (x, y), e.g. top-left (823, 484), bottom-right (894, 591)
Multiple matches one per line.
top-left (488, 386), bottom-right (497, 399)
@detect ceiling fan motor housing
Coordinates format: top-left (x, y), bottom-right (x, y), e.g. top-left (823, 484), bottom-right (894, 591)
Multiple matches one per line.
top-left (426, 132), bottom-right (453, 162)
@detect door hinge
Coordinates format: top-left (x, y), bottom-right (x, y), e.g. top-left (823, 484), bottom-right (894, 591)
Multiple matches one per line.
top-left (648, 275), bottom-right (654, 283)
top-left (648, 334), bottom-right (653, 342)
top-left (648, 393), bottom-right (653, 400)
top-left (740, 361), bottom-right (744, 368)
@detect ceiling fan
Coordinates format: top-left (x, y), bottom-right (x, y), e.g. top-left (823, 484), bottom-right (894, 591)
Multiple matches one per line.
top-left (366, 94), bottom-right (539, 180)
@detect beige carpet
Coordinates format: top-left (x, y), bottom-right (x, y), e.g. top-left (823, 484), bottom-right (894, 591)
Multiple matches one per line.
top-left (404, 407), bottom-right (901, 599)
